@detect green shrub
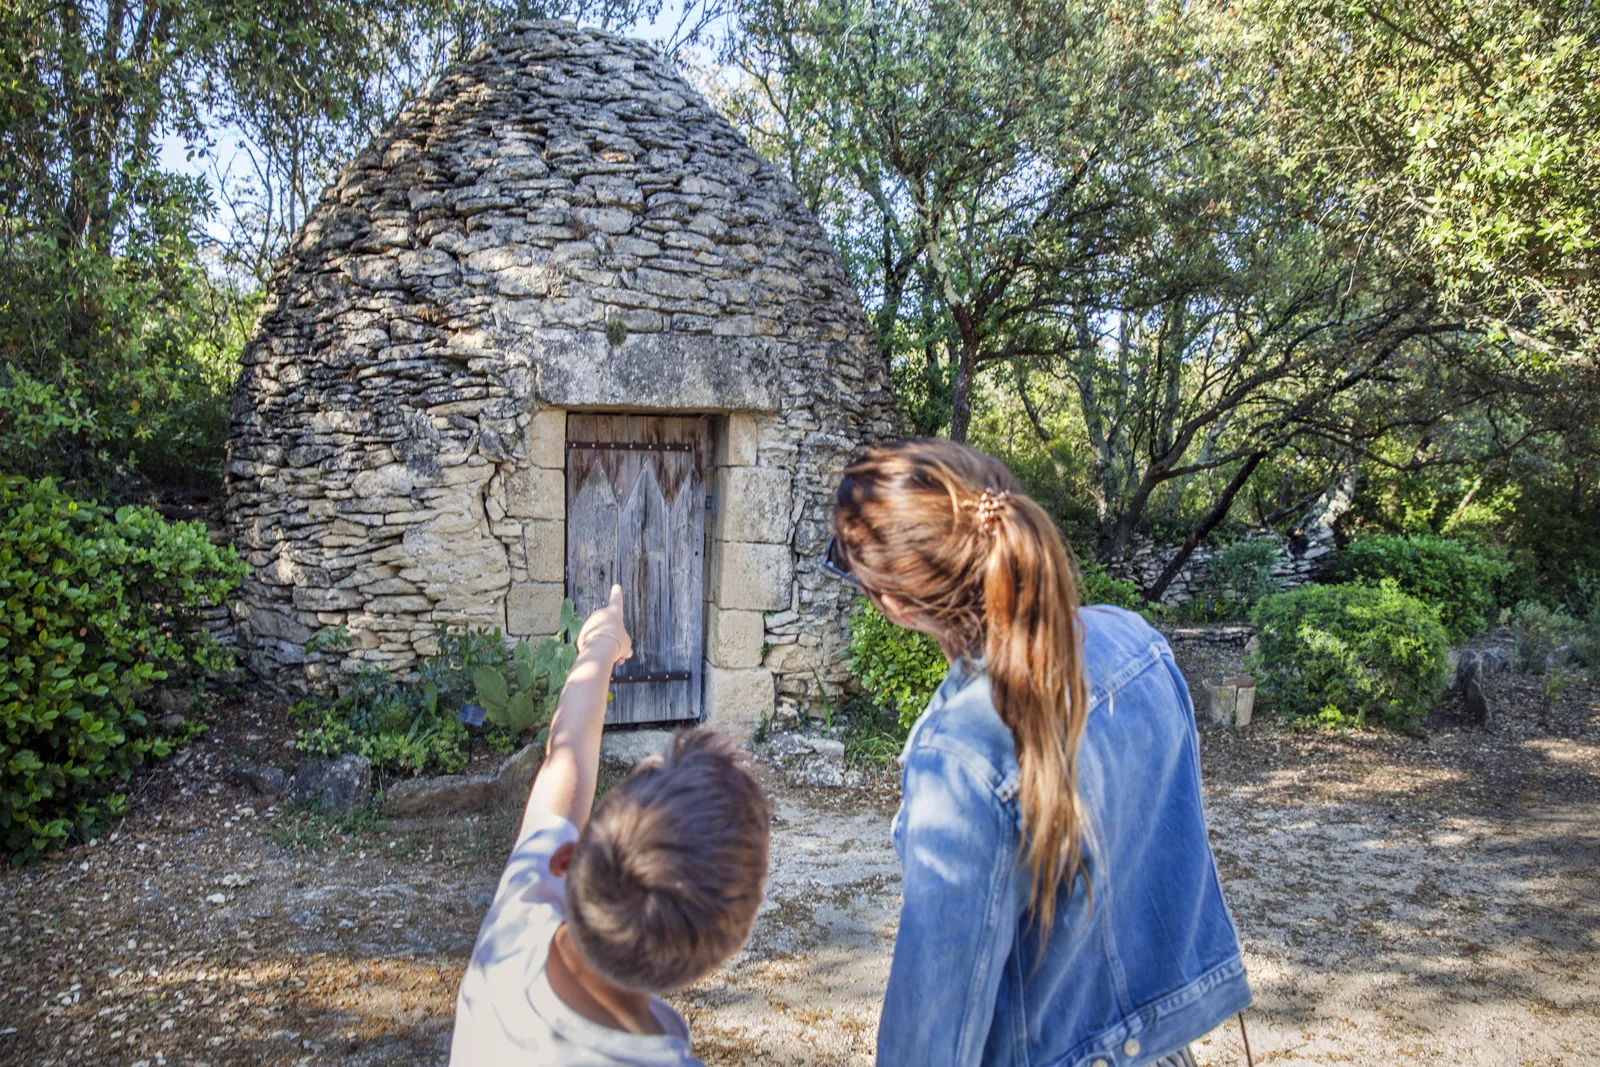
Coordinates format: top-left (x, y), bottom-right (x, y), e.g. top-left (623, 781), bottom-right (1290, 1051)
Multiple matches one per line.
top-left (1337, 534), bottom-right (1510, 642)
top-left (1249, 582), bottom-right (1451, 732)
top-left (1209, 537), bottom-right (1283, 607)
top-left (1508, 600), bottom-right (1593, 673)
top-left (293, 608), bottom-right (582, 783)
top-left (0, 477), bottom-right (244, 862)
top-left (846, 603), bottom-right (949, 728)
top-left (1078, 561), bottom-right (1145, 610)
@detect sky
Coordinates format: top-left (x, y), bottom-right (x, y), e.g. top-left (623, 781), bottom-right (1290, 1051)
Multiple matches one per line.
top-left (158, 1), bottom-right (732, 252)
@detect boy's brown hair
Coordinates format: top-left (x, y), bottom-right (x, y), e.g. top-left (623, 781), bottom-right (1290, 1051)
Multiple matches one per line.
top-left (564, 727), bottom-right (771, 991)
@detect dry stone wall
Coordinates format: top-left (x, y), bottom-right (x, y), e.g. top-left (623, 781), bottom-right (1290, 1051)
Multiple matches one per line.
top-left (226, 21), bottom-right (898, 730)
top-left (1106, 526), bottom-right (1337, 604)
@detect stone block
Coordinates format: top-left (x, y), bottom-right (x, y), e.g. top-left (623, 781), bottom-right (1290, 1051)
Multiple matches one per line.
top-left (763, 640), bottom-right (821, 675)
top-left (231, 763), bottom-right (288, 798)
top-left (352, 464), bottom-right (412, 498)
top-left (715, 466), bottom-right (790, 544)
top-left (491, 741), bottom-right (545, 808)
top-left (712, 542), bottom-right (793, 611)
top-left (384, 773), bottom-right (496, 816)
top-left (508, 581), bottom-right (564, 636)
top-left (526, 408), bottom-right (567, 468)
top-left (722, 414), bottom-right (762, 466)
top-left (523, 520), bottom-right (565, 583)
top-left (292, 586), bottom-right (364, 612)
top-left (707, 608), bottom-right (765, 669)
top-left (704, 662), bottom-right (774, 737)
top-left (506, 466), bottom-right (565, 520)
top-left (600, 729), bottom-right (675, 766)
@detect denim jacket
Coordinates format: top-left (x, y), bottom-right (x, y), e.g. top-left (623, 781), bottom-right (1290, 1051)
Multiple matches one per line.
top-left (878, 606), bottom-right (1250, 1067)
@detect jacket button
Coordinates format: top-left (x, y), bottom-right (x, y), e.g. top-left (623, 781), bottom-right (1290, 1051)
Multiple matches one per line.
top-left (1091, 1060), bottom-right (1109, 1067)
top-left (1123, 1038), bottom-right (1141, 1057)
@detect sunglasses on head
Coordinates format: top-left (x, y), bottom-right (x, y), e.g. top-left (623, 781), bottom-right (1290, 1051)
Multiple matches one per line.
top-left (823, 534), bottom-right (859, 585)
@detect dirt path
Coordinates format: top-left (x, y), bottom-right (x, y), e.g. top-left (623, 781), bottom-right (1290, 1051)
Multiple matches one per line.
top-left (2, 674), bottom-right (1597, 1066)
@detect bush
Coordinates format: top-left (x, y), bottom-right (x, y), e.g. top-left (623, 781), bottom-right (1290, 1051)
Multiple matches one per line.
top-left (1078, 561), bottom-right (1145, 610)
top-left (1336, 534), bottom-right (1510, 642)
top-left (0, 477), bottom-right (244, 862)
top-left (1249, 582), bottom-right (1451, 732)
top-left (1209, 537), bottom-right (1283, 607)
top-left (846, 603), bottom-right (950, 728)
top-left (292, 607), bottom-right (583, 784)
top-left (292, 661), bottom-right (478, 779)
top-left (1508, 600), bottom-right (1596, 673)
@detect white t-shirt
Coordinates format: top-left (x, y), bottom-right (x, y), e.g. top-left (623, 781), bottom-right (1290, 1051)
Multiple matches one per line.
top-left (449, 813), bottom-right (703, 1067)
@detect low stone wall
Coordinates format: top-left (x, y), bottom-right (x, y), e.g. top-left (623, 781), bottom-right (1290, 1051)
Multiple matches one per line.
top-left (1106, 526), bottom-right (1336, 604)
top-left (1157, 623), bottom-right (1256, 654)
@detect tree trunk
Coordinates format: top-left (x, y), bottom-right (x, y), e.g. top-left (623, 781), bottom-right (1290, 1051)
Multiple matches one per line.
top-left (1300, 464), bottom-right (1358, 532)
top-left (1106, 461), bottom-right (1167, 562)
top-left (950, 342), bottom-right (978, 443)
top-left (1146, 452), bottom-right (1267, 602)
top-left (1013, 360), bottom-right (1072, 488)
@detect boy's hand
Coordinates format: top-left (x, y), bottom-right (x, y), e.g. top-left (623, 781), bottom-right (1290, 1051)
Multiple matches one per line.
top-left (577, 583), bottom-right (633, 665)
top-left (525, 583), bottom-right (631, 835)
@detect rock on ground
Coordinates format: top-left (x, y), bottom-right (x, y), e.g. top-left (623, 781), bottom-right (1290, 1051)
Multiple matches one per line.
top-left (289, 754), bottom-right (372, 813)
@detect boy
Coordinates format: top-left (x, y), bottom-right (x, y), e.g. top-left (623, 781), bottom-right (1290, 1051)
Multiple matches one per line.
top-left (450, 585), bottom-right (771, 1065)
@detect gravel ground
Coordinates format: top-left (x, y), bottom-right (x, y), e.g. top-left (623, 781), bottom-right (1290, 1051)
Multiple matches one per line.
top-left (2, 649), bottom-right (1596, 1067)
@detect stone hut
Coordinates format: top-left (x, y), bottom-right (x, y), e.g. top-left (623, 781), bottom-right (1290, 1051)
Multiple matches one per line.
top-left (225, 21), bottom-right (898, 734)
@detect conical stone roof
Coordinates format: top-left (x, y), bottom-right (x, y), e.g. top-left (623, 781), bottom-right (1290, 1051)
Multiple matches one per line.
top-left (226, 20), bottom-right (896, 701)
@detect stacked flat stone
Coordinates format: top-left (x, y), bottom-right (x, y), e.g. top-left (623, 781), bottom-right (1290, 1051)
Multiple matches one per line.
top-left (1104, 526), bottom-right (1336, 606)
top-left (226, 21), bottom-right (898, 729)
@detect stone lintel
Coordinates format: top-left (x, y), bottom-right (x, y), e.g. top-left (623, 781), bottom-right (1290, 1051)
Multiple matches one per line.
top-left (530, 332), bottom-right (781, 412)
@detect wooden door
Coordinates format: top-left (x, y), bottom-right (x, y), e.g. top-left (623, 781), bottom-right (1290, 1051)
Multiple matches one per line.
top-left (566, 414), bottom-right (707, 725)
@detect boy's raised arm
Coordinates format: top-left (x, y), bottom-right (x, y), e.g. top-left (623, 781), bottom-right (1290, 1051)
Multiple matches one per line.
top-left (523, 584), bottom-right (633, 837)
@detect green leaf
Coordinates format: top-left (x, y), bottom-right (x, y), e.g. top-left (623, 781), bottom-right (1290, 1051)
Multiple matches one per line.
top-left (505, 691), bottom-right (540, 734)
top-left (558, 599), bottom-right (582, 641)
top-left (471, 666), bottom-right (509, 713)
top-left (513, 641), bottom-right (535, 690)
top-left (544, 643), bottom-right (578, 692)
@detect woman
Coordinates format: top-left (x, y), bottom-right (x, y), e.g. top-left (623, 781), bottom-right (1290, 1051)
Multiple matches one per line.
top-left (829, 440), bottom-right (1250, 1067)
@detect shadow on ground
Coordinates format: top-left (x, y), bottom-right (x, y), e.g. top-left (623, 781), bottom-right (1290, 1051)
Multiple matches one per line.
top-left (2, 664), bottom-right (1596, 1066)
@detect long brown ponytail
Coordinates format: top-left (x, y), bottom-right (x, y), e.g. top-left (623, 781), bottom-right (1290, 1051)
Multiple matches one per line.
top-left (834, 439), bottom-right (1090, 933)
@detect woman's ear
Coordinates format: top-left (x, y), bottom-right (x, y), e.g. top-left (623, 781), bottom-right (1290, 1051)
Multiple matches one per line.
top-left (550, 840), bottom-right (577, 877)
top-left (876, 594), bottom-right (951, 661)
top-left (877, 593), bottom-right (918, 631)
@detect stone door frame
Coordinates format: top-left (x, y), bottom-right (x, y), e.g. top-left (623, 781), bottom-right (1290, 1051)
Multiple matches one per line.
top-left (510, 404), bottom-right (787, 735)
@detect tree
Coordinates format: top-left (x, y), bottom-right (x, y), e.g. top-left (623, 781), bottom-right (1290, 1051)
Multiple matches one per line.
top-left (1009, 238), bottom-right (1495, 597)
top-left (734, 0), bottom-right (1505, 593)
top-left (0, 0), bottom-right (688, 488)
top-left (1245, 0), bottom-right (1600, 367)
top-left (733, 0), bottom-right (1214, 441)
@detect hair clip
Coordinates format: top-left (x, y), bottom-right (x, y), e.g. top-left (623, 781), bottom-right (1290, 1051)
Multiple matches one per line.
top-left (974, 489), bottom-right (1010, 536)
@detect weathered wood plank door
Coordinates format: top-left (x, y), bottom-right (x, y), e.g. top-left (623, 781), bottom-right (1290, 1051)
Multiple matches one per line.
top-left (566, 414), bottom-right (707, 725)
